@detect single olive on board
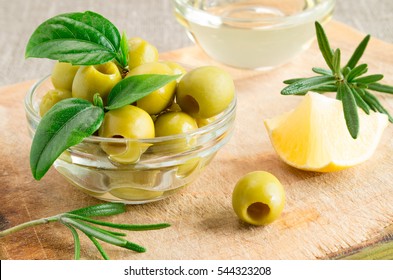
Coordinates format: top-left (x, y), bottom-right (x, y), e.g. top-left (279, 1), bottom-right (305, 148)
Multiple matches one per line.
top-left (72, 61), bottom-right (122, 103)
top-left (51, 62), bottom-right (79, 91)
top-left (232, 171), bottom-right (285, 226)
top-left (39, 88), bottom-right (72, 116)
top-left (127, 37), bottom-right (159, 70)
top-left (126, 62), bottom-right (177, 115)
top-left (176, 66), bottom-right (235, 119)
top-left (98, 105), bottom-right (154, 164)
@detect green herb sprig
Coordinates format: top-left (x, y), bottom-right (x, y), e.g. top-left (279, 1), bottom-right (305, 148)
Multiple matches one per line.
top-left (0, 203), bottom-right (170, 260)
top-left (25, 11), bottom-right (180, 180)
top-left (281, 22), bottom-right (393, 139)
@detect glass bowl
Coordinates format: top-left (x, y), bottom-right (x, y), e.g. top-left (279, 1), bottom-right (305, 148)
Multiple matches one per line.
top-left (24, 76), bottom-right (236, 204)
top-left (172, 0), bottom-right (336, 69)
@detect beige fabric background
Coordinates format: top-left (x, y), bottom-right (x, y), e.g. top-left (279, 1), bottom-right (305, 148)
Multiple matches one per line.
top-left (1, 0), bottom-right (392, 87)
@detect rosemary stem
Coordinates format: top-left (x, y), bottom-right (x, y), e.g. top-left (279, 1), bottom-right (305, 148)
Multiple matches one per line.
top-left (0, 215), bottom-right (60, 237)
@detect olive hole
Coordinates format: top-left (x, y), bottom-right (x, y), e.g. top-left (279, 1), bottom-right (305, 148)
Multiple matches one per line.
top-left (247, 202), bottom-right (270, 221)
top-left (183, 95), bottom-right (199, 115)
top-left (94, 64), bottom-right (113, 75)
top-left (109, 135), bottom-right (126, 149)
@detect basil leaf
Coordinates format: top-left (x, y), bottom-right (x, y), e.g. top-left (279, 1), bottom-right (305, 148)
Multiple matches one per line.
top-left (25, 11), bottom-right (121, 65)
top-left (117, 32), bottom-right (129, 68)
top-left (30, 98), bottom-right (104, 180)
top-left (105, 74), bottom-right (181, 110)
top-left (281, 76), bottom-right (336, 95)
top-left (340, 82), bottom-right (359, 139)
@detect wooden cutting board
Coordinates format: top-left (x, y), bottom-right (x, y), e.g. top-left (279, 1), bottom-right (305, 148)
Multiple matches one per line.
top-left (1, 21), bottom-right (393, 260)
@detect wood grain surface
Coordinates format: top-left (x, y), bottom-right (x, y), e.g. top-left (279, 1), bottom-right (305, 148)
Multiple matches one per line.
top-left (0, 21), bottom-right (393, 260)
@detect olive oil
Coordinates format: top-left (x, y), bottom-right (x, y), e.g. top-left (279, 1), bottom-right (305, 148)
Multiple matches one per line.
top-left (174, 0), bottom-right (335, 69)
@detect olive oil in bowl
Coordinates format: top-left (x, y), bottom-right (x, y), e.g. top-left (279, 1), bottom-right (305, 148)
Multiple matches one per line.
top-left (173, 0), bottom-right (335, 69)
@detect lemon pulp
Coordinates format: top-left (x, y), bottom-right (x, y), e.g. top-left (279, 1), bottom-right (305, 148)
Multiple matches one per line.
top-left (264, 92), bottom-right (389, 172)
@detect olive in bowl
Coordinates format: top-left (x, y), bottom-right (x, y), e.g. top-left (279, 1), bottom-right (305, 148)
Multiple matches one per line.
top-left (25, 73), bottom-right (236, 204)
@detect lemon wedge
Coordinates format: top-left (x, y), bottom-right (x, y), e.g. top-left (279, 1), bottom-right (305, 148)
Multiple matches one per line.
top-left (264, 92), bottom-right (389, 172)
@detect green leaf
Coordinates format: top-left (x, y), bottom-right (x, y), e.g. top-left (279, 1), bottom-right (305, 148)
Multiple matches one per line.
top-left (340, 82), bottom-right (359, 138)
top-left (346, 64), bottom-right (368, 82)
top-left (106, 74), bottom-right (180, 110)
top-left (332, 49), bottom-right (342, 76)
top-left (116, 31), bottom-right (129, 68)
top-left (342, 66), bottom-right (351, 77)
top-left (368, 83), bottom-right (393, 94)
top-left (312, 67), bottom-right (333, 76)
top-left (64, 224), bottom-right (81, 260)
top-left (62, 218), bottom-right (146, 253)
top-left (351, 87), bottom-right (370, 114)
top-left (25, 11), bottom-right (121, 65)
top-left (336, 88), bottom-right (343, 100)
top-left (283, 78), bottom-right (305, 85)
top-left (86, 235), bottom-right (110, 260)
top-left (313, 84), bottom-right (338, 93)
top-left (315, 21), bottom-right (334, 71)
top-left (353, 74), bottom-right (384, 84)
top-left (68, 203), bottom-right (126, 217)
top-left (345, 35), bottom-right (371, 69)
top-left (281, 76), bottom-right (336, 95)
top-left (123, 241), bottom-right (146, 253)
top-left (62, 218), bottom-right (127, 246)
top-left (93, 93), bottom-right (104, 109)
top-left (30, 98), bottom-right (104, 180)
top-left (363, 90), bottom-right (393, 122)
top-left (66, 213), bottom-right (170, 231)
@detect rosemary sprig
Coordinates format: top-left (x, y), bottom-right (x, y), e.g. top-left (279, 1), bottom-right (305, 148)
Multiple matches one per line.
top-left (281, 21), bottom-right (393, 139)
top-left (0, 203), bottom-right (170, 260)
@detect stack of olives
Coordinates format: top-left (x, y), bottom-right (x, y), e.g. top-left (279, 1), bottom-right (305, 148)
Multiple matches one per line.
top-left (39, 37), bottom-right (235, 163)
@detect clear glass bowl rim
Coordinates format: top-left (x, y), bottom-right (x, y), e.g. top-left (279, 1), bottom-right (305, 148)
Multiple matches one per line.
top-left (172, 0), bottom-right (336, 27)
top-left (25, 75), bottom-right (237, 145)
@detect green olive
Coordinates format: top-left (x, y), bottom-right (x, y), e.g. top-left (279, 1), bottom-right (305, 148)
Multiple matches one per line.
top-left (196, 116), bottom-right (217, 128)
top-left (176, 66), bottom-right (235, 118)
top-left (98, 105), bottom-right (154, 163)
top-left (126, 62), bottom-right (176, 115)
top-left (110, 187), bottom-right (163, 201)
top-left (51, 62), bottom-right (79, 91)
top-left (155, 111), bottom-right (198, 137)
top-left (128, 37), bottom-right (159, 70)
top-left (39, 88), bottom-right (72, 116)
top-left (176, 157), bottom-right (200, 178)
top-left (162, 61), bottom-right (187, 82)
top-left (232, 171), bottom-right (285, 226)
top-left (72, 61), bottom-right (122, 103)
top-left (154, 111), bottom-right (198, 153)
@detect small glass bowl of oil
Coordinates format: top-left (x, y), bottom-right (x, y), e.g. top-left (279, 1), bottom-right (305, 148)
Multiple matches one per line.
top-left (172, 0), bottom-right (335, 70)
